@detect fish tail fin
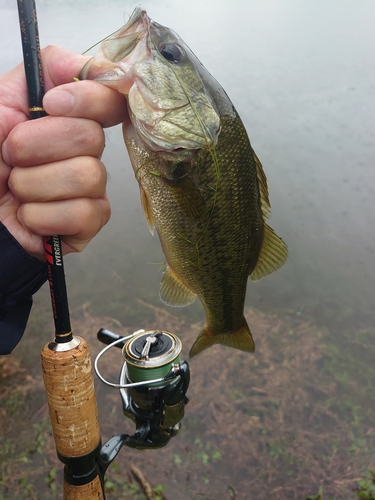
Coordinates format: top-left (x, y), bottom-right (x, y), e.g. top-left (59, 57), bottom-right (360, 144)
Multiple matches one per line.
top-left (189, 317), bottom-right (255, 358)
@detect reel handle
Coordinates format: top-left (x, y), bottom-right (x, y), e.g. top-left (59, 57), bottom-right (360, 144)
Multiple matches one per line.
top-left (97, 328), bottom-right (127, 348)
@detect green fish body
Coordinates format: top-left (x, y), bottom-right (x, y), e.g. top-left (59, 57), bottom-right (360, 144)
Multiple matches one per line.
top-left (80, 8), bottom-right (288, 357)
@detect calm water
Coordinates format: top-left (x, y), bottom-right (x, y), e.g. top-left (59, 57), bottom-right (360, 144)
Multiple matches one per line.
top-left (1, 0), bottom-right (375, 498)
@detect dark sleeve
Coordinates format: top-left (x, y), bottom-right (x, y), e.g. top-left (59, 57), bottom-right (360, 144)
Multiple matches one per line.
top-left (0, 222), bottom-right (48, 354)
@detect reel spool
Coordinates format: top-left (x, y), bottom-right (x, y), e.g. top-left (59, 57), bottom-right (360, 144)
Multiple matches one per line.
top-left (123, 330), bottom-right (182, 384)
top-left (95, 328), bottom-right (190, 460)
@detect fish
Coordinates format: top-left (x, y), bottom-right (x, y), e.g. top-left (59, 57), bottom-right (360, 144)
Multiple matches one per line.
top-left (80, 7), bottom-right (288, 357)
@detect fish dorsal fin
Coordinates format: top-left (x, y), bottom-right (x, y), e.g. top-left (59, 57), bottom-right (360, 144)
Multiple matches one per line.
top-left (250, 150), bottom-right (288, 280)
top-left (159, 266), bottom-right (196, 306)
top-left (250, 223), bottom-right (288, 281)
top-left (139, 186), bottom-right (155, 235)
top-left (253, 150), bottom-right (271, 221)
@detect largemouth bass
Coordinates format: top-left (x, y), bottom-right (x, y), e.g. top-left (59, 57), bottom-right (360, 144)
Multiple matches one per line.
top-left (80, 7), bottom-right (288, 357)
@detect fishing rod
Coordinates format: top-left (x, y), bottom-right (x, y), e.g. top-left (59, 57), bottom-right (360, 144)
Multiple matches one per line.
top-left (17, 0), bottom-right (104, 497)
top-left (16, 1), bottom-right (190, 497)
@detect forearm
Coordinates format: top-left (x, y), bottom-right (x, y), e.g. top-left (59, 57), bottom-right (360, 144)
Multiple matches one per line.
top-left (0, 222), bottom-right (47, 354)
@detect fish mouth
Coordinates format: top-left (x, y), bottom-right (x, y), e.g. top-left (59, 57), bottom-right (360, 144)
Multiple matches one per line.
top-left (79, 7), bottom-right (150, 82)
top-left (121, 6), bottom-right (149, 32)
top-left (80, 7), bottom-right (221, 152)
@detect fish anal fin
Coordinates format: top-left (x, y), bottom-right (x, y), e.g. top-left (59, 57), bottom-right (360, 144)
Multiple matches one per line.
top-left (139, 186), bottom-right (155, 235)
top-left (159, 266), bottom-right (196, 307)
top-left (189, 317), bottom-right (255, 358)
top-left (250, 223), bottom-right (288, 281)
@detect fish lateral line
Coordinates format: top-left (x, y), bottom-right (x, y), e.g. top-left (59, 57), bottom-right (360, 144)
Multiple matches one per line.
top-left (191, 146), bottom-right (220, 252)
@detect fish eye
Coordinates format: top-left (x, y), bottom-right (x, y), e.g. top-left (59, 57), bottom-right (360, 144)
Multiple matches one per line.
top-left (159, 44), bottom-right (182, 63)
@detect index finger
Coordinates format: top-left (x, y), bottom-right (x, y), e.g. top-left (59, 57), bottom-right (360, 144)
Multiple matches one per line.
top-left (0, 45), bottom-right (128, 128)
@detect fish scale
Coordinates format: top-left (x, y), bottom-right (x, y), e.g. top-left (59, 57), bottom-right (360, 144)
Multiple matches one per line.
top-left (80, 7), bottom-right (288, 357)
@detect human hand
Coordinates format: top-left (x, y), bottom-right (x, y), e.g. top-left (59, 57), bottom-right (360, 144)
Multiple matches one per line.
top-left (0, 45), bottom-right (128, 261)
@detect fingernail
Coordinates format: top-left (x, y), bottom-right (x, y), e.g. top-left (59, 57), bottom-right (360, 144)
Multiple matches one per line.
top-left (43, 89), bottom-right (75, 115)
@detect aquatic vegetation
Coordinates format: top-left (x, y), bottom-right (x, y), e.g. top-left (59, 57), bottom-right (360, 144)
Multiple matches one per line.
top-left (2, 306), bottom-right (375, 499)
top-left (307, 471), bottom-right (375, 500)
top-left (307, 485), bottom-right (335, 500)
top-left (353, 470), bottom-right (375, 499)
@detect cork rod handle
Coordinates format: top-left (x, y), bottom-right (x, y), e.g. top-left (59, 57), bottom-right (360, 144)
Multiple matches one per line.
top-left (41, 337), bottom-right (105, 499)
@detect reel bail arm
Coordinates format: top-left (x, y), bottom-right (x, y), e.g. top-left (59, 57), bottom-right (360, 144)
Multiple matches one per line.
top-left (95, 328), bottom-right (190, 464)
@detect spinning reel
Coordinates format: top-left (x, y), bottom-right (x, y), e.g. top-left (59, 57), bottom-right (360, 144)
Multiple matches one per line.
top-left (95, 328), bottom-right (190, 467)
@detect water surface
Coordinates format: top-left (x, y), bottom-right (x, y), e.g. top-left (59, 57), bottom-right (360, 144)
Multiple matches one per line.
top-left (1, 1), bottom-right (374, 498)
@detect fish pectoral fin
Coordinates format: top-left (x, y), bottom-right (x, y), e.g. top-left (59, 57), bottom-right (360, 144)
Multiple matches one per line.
top-left (189, 317), bottom-right (255, 358)
top-left (159, 266), bottom-right (196, 307)
top-left (162, 175), bottom-right (208, 222)
top-left (250, 223), bottom-right (288, 281)
top-left (140, 186), bottom-right (155, 235)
